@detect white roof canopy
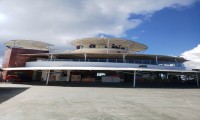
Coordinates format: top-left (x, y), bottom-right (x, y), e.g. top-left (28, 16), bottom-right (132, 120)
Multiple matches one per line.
top-left (3, 67), bottom-right (198, 73)
top-left (71, 37), bottom-right (148, 52)
top-left (4, 40), bottom-right (54, 51)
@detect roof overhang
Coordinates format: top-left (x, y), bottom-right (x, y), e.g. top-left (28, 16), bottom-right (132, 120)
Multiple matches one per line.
top-left (2, 67), bottom-right (199, 73)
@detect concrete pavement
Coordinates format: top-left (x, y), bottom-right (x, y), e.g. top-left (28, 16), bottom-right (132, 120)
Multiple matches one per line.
top-left (0, 83), bottom-right (200, 120)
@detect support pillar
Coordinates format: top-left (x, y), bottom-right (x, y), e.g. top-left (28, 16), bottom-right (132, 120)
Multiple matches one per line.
top-left (196, 73), bottom-right (199, 87)
top-left (50, 54), bottom-right (53, 61)
top-left (84, 54), bottom-right (87, 61)
top-left (67, 70), bottom-right (71, 82)
top-left (175, 58), bottom-right (177, 66)
top-left (107, 39), bottom-right (110, 53)
top-left (133, 70), bottom-right (136, 87)
top-left (156, 56), bottom-right (158, 65)
top-left (123, 54), bottom-right (126, 63)
top-left (46, 70), bottom-right (50, 85)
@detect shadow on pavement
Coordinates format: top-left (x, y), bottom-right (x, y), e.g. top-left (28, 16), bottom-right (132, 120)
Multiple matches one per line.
top-left (0, 87), bottom-right (29, 104)
top-left (17, 81), bottom-right (199, 89)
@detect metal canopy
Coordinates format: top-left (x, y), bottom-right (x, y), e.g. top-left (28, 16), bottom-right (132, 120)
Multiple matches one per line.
top-left (71, 37), bottom-right (148, 52)
top-left (4, 40), bottom-right (54, 51)
top-left (2, 67), bottom-right (198, 73)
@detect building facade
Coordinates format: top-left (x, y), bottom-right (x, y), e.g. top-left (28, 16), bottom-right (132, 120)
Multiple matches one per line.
top-left (2, 38), bottom-right (199, 87)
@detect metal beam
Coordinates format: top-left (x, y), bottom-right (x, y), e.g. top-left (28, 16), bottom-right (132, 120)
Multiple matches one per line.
top-left (196, 73), bottom-right (199, 87)
top-left (46, 70), bottom-right (50, 85)
top-left (175, 58), bottom-right (177, 67)
top-left (123, 54), bottom-right (127, 63)
top-left (50, 54), bottom-right (53, 60)
top-left (107, 38), bottom-right (110, 53)
top-left (3, 67), bottom-right (199, 73)
top-left (156, 56), bottom-right (158, 65)
top-left (84, 54), bottom-right (87, 61)
top-left (133, 70), bottom-right (136, 87)
top-left (67, 70), bottom-right (71, 82)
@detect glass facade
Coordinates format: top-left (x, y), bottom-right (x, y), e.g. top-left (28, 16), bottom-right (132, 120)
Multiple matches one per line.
top-left (42, 58), bottom-right (184, 67)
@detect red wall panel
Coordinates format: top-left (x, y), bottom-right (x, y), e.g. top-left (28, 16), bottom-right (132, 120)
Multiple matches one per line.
top-left (2, 48), bottom-right (48, 79)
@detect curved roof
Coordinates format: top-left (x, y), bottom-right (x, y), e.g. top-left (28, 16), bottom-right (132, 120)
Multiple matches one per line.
top-left (71, 37), bottom-right (148, 52)
top-left (4, 40), bottom-right (54, 51)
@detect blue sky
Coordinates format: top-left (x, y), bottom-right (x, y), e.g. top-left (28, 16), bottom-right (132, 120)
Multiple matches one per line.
top-left (125, 2), bottom-right (200, 56)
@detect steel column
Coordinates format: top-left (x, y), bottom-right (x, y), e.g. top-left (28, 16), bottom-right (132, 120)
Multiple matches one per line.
top-left (133, 70), bottom-right (136, 87)
top-left (156, 56), bottom-right (158, 65)
top-left (123, 54), bottom-right (126, 63)
top-left (84, 54), bottom-right (87, 61)
top-left (67, 70), bottom-right (71, 82)
top-left (196, 73), bottom-right (199, 87)
top-left (107, 39), bottom-right (110, 53)
top-left (50, 54), bottom-right (53, 60)
top-left (46, 70), bottom-right (50, 85)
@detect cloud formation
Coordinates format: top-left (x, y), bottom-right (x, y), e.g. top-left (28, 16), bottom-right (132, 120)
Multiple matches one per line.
top-left (0, 0), bottom-right (197, 45)
top-left (0, 0), bottom-right (198, 67)
top-left (181, 44), bottom-right (200, 69)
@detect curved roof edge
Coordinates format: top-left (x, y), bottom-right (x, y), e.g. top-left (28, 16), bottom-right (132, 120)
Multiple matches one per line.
top-left (4, 40), bottom-right (54, 51)
top-left (71, 37), bottom-right (148, 53)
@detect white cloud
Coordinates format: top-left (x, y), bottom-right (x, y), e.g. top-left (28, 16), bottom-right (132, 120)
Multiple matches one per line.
top-left (0, 0), bottom-right (198, 64)
top-left (181, 44), bottom-right (200, 69)
top-left (183, 61), bottom-right (200, 70)
top-left (0, 0), bottom-right (198, 45)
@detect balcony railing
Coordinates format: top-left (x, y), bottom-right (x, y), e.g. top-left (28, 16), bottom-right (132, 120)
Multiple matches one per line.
top-left (37, 58), bottom-right (184, 67)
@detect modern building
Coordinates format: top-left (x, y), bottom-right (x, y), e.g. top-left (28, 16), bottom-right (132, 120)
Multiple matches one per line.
top-left (1, 38), bottom-right (199, 87)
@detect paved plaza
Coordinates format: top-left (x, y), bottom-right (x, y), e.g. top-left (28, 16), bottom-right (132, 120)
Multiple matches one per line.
top-left (0, 83), bottom-right (200, 120)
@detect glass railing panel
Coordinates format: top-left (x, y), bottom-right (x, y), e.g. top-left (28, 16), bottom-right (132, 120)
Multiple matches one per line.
top-left (128, 59), bottom-right (135, 63)
top-left (65, 59), bottom-right (72, 61)
top-left (41, 59), bottom-right (183, 67)
top-left (168, 62), bottom-right (175, 66)
top-left (158, 61), bottom-right (164, 66)
top-left (151, 60), bottom-right (157, 65)
top-left (72, 59), bottom-right (80, 61)
top-left (135, 60), bottom-right (142, 64)
top-left (143, 60), bottom-right (151, 64)
top-left (88, 59), bottom-right (98, 62)
top-left (99, 59), bottom-right (107, 62)
top-left (116, 59), bottom-right (123, 63)
top-left (108, 59), bottom-right (116, 63)
top-left (176, 63), bottom-right (183, 67)
top-left (79, 59), bottom-right (85, 61)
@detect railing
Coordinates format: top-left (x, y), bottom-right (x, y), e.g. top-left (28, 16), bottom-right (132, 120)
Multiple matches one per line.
top-left (37, 58), bottom-right (184, 67)
top-left (76, 46), bottom-right (129, 50)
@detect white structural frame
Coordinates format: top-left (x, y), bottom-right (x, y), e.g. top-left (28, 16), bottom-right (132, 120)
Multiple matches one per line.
top-left (133, 70), bottom-right (136, 87)
top-left (196, 73), bottom-right (199, 87)
top-left (3, 66), bottom-right (199, 86)
top-left (46, 70), bottom-right (50, 85)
